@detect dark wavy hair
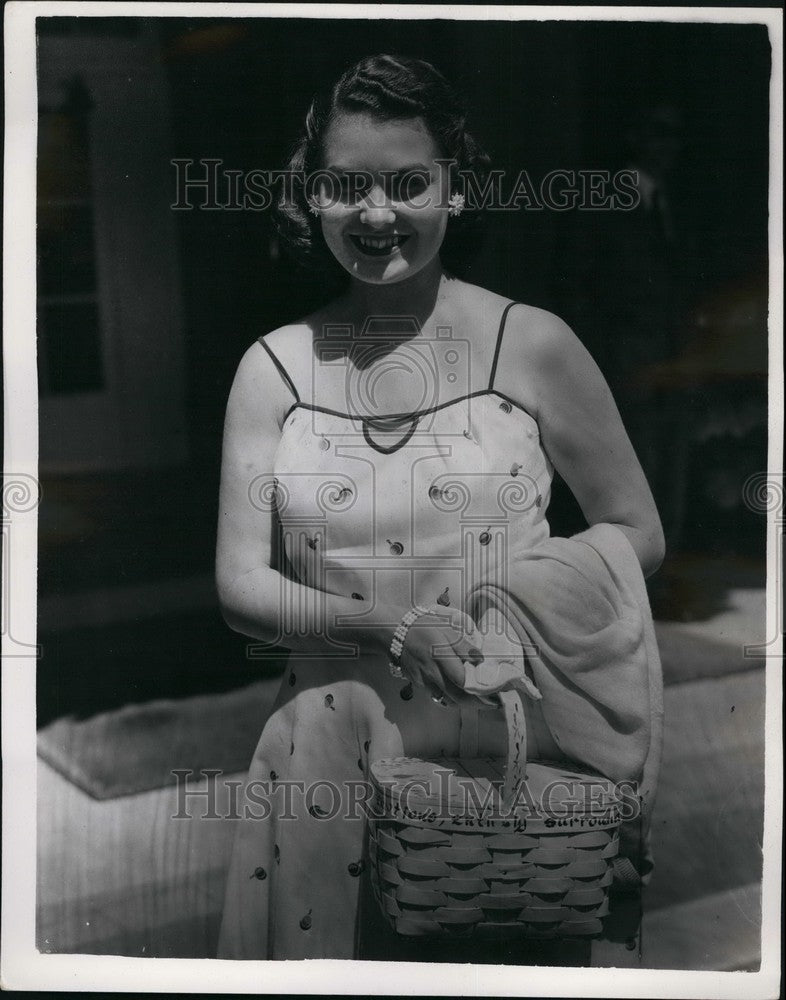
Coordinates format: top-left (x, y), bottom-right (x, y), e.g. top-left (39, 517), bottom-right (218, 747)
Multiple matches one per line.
top-left (274, 54), bottom-right (491, 278)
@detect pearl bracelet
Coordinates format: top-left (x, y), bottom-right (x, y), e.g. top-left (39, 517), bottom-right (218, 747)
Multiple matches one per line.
top-left (388, 604), bottom-right (431, 678)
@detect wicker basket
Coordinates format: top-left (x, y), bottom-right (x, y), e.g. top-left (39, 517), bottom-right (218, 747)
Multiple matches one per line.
top-left (369, 690), bottom-right (622, 939)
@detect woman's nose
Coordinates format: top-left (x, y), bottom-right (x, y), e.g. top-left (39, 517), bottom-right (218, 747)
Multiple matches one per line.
top-left (360, 205), bottom-right (396, 228)
top-left (359, 186), bottom-right (395, 228)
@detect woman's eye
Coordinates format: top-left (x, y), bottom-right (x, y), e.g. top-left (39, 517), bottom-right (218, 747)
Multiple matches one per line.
top-left (326, 176), bottom-right (371, 205)
top-left (388, 172), bottom-right (430, 201)
top-left (337, 178), bottom-right (359, 203)
top-left (326, 171), bottom-right (432, 206)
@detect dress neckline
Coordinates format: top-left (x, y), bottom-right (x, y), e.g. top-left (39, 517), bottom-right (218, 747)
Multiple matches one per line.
top-left (282, 389), bottom-right (537, 427)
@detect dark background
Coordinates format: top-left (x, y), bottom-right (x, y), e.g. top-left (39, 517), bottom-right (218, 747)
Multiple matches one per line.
top-left (36, 17), bottom-right (770, 726)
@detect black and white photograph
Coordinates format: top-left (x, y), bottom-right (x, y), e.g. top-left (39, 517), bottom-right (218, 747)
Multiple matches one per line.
top-left (2, 2), bottom-right (782, 994)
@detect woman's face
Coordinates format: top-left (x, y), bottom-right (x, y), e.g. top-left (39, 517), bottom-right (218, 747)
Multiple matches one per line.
top-left (315, 112), bottom-right (450, 285)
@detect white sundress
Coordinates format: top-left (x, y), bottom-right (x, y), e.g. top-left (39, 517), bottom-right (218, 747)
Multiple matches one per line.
top-left (217, 302), bottom-right (557, 960)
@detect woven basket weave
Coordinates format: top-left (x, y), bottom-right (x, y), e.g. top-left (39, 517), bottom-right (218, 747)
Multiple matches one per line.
top-left (369, 690), bottom-right (622, 939)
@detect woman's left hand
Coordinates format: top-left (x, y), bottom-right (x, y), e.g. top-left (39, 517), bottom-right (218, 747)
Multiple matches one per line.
top-left (461, 608), bottom-right (542, 704)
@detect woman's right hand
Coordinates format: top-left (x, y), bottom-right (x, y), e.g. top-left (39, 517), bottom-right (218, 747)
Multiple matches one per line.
top-left (398, 607), bottom-right (483, 701)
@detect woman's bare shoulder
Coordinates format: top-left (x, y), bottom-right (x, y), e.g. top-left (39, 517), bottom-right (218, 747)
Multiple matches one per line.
top-left (238, 305), bottom-right (331, 378)
top-left (257, 316), bottom-right (317, 362)
top-left (450, 278), bottom-right (510, 318)
top-left (503, 303), bottom-right (582, 364)
top-left (257, 301), bottom-right (346, 375)
top-left (451, 281), bottom-right (576, 361)
top-left (225, 317), bottom-right (314, 426)
top-left (486, 300), bottom-right (590, 417)
top-left (450, 281), bottom-right (555, 337)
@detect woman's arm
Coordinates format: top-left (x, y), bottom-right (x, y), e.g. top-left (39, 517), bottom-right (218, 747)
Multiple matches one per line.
top-left (495, 307), bottom-right (665, 577)
top-left (217, 337), bottom-right (390, 655)
top-left (216, 338), bottom-right (478, 688)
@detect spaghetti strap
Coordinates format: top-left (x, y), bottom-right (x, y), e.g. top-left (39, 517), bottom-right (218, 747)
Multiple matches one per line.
top-left (258, 336), bottom-right (300, 403)
top-left (488, 302), bottom-right (520, 392)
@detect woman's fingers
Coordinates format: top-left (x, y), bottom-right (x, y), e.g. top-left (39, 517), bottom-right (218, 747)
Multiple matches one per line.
top-left (431, 649), bottom-right (469, 690)
top-left (406, 652), bottom-right (460, 696)
top-left (401, 619), bottom-right (484, 694)
top-left (405, 654), bottom-right (447, 692)
top-left (427, 622), bottom-right (481, 657)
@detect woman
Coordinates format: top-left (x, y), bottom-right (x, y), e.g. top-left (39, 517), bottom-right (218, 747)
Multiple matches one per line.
top-left (216, 54), bottom-right (664, 961)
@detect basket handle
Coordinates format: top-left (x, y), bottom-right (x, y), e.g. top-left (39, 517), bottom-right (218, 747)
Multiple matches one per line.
top-left (461, 607), bottom-right (530, 809)
top-left (457, 687), bottom-right (528, 811)
top-left (499, 688), bottom-right (528, 809)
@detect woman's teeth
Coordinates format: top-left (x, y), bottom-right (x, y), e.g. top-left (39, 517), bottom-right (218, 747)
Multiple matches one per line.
top-left (352, 234), bottom-right (408, 256)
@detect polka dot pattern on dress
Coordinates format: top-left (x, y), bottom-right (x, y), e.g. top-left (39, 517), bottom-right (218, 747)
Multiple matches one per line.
top-left (218, 323), bottom-right (556, 960)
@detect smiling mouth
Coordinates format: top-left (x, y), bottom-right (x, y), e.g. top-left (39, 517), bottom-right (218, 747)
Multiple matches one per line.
top-left (350, 234), bottom-right (411, 257)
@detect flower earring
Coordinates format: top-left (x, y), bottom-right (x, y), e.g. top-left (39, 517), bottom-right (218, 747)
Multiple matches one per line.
top-left (447, 193), bottom-right (465, 217)
top-left (308, 200), bottom-right (321, 217)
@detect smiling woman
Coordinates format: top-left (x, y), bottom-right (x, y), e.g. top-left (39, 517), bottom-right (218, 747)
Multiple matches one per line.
top-left (274, 54), bottom-right (489, 280)
top-left (315, 113), bottom-right (450, 284)
top-left (215, 53), bottom-right (664, 962)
